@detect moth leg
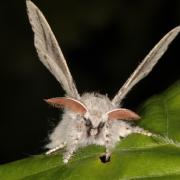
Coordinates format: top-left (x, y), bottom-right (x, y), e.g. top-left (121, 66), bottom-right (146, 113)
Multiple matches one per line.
top-left (45, 142), bottom-right (65, 155)
top-left (105, 146), bottom-right (112, 162)
top-left (132, 126), bottom-right (153, 137)
top-left (100, 123), bottom-right (113, 162)
top-left (100, 144), bottom-right (114, 163)
top-left (63, 132), bottom-right (82, 164)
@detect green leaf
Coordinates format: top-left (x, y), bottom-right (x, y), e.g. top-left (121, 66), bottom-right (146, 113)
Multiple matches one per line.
top-left (0, 81), bottom-right (180, 180)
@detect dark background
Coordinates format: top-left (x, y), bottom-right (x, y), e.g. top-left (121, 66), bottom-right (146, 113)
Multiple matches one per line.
top-left (0, 0), bottom-right (179, 164)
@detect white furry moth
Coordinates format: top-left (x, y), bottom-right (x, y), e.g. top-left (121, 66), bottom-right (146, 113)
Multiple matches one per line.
top-left (26, 0), bottom-right (180, 164)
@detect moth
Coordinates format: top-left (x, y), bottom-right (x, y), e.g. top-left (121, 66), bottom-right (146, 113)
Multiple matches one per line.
top-left (26, 0), bottom-right (180, 164)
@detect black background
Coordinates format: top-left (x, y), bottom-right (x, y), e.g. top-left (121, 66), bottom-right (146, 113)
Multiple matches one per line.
top-left (0, 0), bottom-right (179, 164)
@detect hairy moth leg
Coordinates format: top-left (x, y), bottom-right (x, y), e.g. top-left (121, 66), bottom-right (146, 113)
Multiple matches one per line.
top-left (45, 142), bottom-right (66, 155)
top-left (132, 126), bottom-right (154, 137)
top-left (63, 131), bottom-right (82, 164)
top-left (100, 123), bottom-right (114, 162)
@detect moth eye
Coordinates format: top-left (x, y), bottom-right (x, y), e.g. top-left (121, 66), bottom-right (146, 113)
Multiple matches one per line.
top-left (98, 122), bottom-right (105, 129)
top-left (83, 118), bottom-right (92, 127)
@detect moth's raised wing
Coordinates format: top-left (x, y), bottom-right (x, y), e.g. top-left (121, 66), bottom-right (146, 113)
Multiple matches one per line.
top-left (26, 0), bottom-right (79, 98)
top-left (112, 26), bottom-right (180, 106)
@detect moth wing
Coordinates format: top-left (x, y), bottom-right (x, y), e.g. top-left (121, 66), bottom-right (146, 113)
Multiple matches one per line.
top-left (107, 108), bottom-right (140, 121)
top-left (26, 0), bottom-right (79, 98)
top-left (45, 97), bottom-right (87, 114)
top-left (112, 26), bottom-right (180, 105)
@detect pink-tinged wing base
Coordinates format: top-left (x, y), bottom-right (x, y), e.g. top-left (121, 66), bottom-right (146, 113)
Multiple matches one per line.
top-left (45, 97), bottom-right (87, 115)
top-left (107, 108), bottom-right (140, 121)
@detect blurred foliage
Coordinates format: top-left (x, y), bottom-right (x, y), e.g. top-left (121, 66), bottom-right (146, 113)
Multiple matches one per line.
top-left (0, 81), bottom-right (180, 179)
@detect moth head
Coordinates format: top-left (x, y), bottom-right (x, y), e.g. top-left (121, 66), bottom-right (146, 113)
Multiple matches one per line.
top-left (83, 112), bottom-right (106, 137)
top-left (45, 96), bottom-right (106, 137)
top-left (45, 96), bottom-right (140, 137)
